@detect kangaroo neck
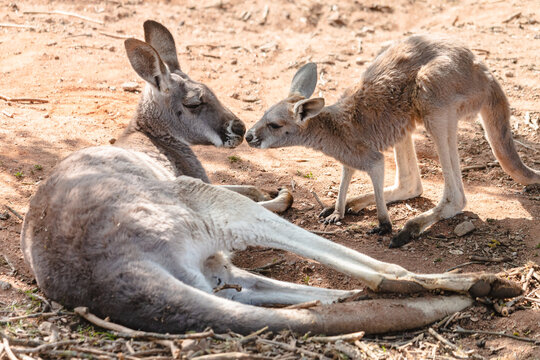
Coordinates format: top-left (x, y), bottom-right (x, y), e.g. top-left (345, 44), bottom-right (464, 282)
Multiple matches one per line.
top-left (116, 116), bottom-right (210, 183)
top-left (302, 100), bottom-right (369, 159)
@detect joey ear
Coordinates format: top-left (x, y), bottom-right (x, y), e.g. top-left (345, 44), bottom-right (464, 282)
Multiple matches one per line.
top-left (289, 62), bottom-right (318, 98)
top-left (143, 20), bottom-right (181, 72)
top-left (293, 97), bottom-right (325, 126)
top-left (125, 38), bottom-right (170, 91)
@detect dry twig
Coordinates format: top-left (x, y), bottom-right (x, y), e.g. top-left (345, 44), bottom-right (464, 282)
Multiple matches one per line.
top-left (249, 259), bottom-right (285, 273)
top-left (257, 338), bottom-right (328, 359)
top-left (308, 331), bottom-right (365, 343)
top-left (442, 326), bottom-right (540, 345)
top-left (0, 95), bottom-right (48, 104)
top-left (99, 31), bottom-right (134, 39)
top-left (310, 190), bottom-right (326, 210)
top-left (192, 352), bottom-right (271, 360)
top-left (285, 300), bottom-right (321, 310)
top-left (2, 338), bottom-right (19, 360)
top-left (0, 23), bottom-right (36, 29)
top-left (74, 307), bottom-right (214, 340)
top-left (23, 10), bottom-right (104, 25)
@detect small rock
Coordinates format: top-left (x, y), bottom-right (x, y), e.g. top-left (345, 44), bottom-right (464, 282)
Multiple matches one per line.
top-left (122, 81), bottom-right (140, 92)
top-left (454, 221), bottom-right (475, 237)
top-left (505, 71), bottom-right (514, 77)
top-left (230, 58), bottom-right (238, 65)
top-left (109, 138), bottom-right (116, 144)
top-left (0, 211), bottom-right (10, 220)
top-left (0, 281), bottom-right (11, 291)
top-left (355, 57), bottom-right (367, 65)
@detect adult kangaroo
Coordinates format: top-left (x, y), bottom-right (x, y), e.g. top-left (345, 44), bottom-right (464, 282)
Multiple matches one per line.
top-left (22, 25), bottom-right (520, 336)
top-left (246, 35), bottom-right (540, 248)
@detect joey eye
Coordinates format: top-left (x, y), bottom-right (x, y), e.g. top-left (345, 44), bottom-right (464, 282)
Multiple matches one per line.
top-left (268, 122), bottom-right (282, 130)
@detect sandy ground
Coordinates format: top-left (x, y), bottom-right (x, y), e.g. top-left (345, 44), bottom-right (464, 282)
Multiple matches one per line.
top-left (1, 0), bottom-right (539, 358)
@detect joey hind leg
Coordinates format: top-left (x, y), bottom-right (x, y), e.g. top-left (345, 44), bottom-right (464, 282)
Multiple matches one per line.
top-left (390, 114), bottom-right (466, 248)
top-left (365, 155), bottom-right (392, 235)
top-left (345, 132), bottom-right (423, 214)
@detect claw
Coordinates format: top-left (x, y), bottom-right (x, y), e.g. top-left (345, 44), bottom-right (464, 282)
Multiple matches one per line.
top-left (319, 207), bottom-right (335, 218)
top-left (324, 213), bottom-right (342, 224)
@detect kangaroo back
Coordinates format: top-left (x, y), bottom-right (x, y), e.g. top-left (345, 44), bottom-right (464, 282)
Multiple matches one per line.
top-left (480, 71), bottom-right (540, 185)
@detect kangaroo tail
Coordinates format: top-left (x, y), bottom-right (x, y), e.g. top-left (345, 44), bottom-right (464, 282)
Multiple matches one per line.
top-left (480, 74), bottom-right (540, 185)
top-left (92, 265), bottom-right (472, 335)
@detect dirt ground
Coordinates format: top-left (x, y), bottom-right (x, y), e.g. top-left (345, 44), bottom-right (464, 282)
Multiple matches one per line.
top-left (1, 0), bottom-right (539, 358)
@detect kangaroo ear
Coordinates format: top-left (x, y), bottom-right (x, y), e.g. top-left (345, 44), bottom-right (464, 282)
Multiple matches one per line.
top-left (293, 97), bottom-right (325, 126)
top-left (289, 62), bottom-right (318, 98)
top-left (125, 38), bottom-right (171, 91)
top-left (143, 20), bottom-right (181, 72)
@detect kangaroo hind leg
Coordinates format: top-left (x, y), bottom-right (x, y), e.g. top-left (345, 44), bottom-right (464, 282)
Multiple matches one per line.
top-left (390, 112), bottom-right (465, 248)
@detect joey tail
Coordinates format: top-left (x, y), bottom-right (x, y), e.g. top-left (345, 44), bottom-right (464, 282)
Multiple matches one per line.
top-left (480, 76), bottom-right (540, 185)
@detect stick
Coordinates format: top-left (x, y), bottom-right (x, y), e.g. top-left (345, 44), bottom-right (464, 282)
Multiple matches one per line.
top-left (308, 331), bottom-right (365, 343)
top-left (522, 267), bottom-right (534, 291)
top-left (1, 255), bottom-right (16, 275)
top-left (238, 326), bottom-right (269, 345)
top-left (2, 338), bottom-right (19, 360)
top-left (192, 353), bottom-right (271, 360)
top-left (428, 328), bottom-right (475, 359)
top-left (0, 23), bottom-right (36, 29)
top-left (285, 300), bottom-right (320, 310)
top-left (469, 255), bottom-right (511, 263)
top-left (445, 261), bottom-right (483, 272)
top-left (0, 312), bottom-right (59, 324)
top-left (23, 10), bottom-right (104, 25)
top-left (213, 283), bottom-right (242, 293)
top-left (310, 190), bottom-right (326, 210)
top-left (502, 11), bottom-right (521, 23)
top-left (99, 31), bottom-right (135, 40)
top-left (354, 340), bottom-right (379, 359)
top-left (309, 230), bottom-right (339, 235)
top-left (12, 340), bottom-right (81, 354)
top-left (441, 326), bottom-right (540, 345)
top-left (74, 307), bottom-right (214, 340)
top-left (257, 338), bottom-right (328, 360)
top-left (514, 140), bottom-right (540, 153)
top-left (249, 259), bottom-right (285, 273)
top-left (0, 95), bottom-right (48, 104)
top-left (4, 205), bottom-right (23, 220)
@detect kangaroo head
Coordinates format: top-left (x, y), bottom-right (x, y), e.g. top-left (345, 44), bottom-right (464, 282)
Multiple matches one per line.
top-left (246, 62), bottom-right (325, 149)
top-left (125, 20), bottom-right (245, 148)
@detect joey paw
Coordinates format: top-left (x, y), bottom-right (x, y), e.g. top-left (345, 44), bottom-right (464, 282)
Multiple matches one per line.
top-left (319, 207), bottom-right (335, 219)
top-left (323, 213), bottom-right (343, 224)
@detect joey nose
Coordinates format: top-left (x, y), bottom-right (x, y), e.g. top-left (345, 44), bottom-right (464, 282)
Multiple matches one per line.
top-left (245, 132), bottom-right (254, 143)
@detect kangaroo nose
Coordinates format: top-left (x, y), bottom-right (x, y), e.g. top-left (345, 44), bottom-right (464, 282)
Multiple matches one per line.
top-left (231, 119), bottom-right (246, 137)
top-left (245, 132), bottom-right (253, 143)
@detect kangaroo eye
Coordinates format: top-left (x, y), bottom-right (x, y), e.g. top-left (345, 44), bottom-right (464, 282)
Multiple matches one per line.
top-left (268, 123), bottom-right (282, 130)
top-left (184, 103), bottom-right (201, 110)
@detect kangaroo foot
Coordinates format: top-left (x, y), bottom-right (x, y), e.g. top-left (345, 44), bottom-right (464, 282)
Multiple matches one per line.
top-left (389, 222), bottom-right (421, 248)
top-left (367, 222), bottom-right (392, 236)
top-left (469, 277), bottom-right (522, 299)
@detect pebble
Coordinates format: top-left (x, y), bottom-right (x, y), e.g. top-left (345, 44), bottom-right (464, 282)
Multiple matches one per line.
top-left (454, 221), bottom-right (475, 237)
top-left (0, 280), bottom-right (12, 291)
top-left (122, 81), bottom-right (140, 92)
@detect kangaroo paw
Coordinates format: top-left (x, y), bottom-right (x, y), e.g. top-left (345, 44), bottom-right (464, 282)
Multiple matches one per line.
top-left (324, 212), bottom-right (343, 224)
